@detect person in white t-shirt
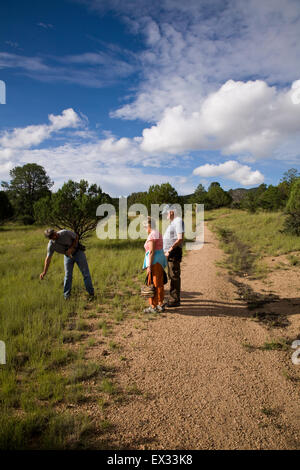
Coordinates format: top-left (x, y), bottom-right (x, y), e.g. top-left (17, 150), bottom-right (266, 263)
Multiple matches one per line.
top-left (163, 205), bottom-right (185, 307)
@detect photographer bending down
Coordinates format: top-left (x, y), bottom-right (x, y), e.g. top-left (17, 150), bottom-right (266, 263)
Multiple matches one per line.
top-left (40, 228), bottom-right (94, 300)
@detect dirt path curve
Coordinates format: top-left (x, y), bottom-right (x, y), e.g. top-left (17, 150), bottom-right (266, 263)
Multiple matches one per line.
top-left (105, 225), bottom-right (300, 450)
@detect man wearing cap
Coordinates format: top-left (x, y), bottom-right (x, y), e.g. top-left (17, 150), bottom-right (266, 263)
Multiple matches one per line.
top-left (40, 228), bottom-right (94, 299)
top-left (163, 206), bottom-right (185, 307)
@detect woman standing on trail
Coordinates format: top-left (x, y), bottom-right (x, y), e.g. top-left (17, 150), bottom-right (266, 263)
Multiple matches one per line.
top-left (143, 217), bottom-right (167, 314)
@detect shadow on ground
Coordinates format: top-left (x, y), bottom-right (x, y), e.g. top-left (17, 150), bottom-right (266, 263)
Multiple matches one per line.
top-left (168, 289), bottom-right (300, 327)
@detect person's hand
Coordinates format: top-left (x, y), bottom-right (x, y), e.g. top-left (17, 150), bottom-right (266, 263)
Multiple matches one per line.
top-left (66, 248), bottom-right (73, 257)
top-left (40, 272), bottom-right (45, 280)
top-left (147, 266), bottom-right (152, 275)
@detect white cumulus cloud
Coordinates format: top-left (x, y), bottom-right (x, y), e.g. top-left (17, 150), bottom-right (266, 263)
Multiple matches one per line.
top-left (193, 160), bottom-right (264, 186)
top-left (0, 108), bottom-right (82, 149)
top-left (140, 79), bottom-right (300, 160)
top-left (107, 0), bottom-right (300, 122)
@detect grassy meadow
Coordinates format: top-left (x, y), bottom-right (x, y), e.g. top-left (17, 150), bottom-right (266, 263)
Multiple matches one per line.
top-left (0, 224), bottom-right (145, 449)
top-left (206, 208), bottom-right (300, 277)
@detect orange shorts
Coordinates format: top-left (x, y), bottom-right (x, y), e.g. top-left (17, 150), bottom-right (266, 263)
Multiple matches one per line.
top-left (148, 262), bottom-right (164, 307)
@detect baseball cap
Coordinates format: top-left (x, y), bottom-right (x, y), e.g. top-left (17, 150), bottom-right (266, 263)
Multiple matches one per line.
top-left (44, 228), bottom-right (56, 239)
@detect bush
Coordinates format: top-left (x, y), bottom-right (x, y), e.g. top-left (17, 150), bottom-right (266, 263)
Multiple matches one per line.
top-left (284, 178), bottom-right (300, 235)
top-left (19, 215), bottom-right (35, 225)
top-left (258, 185), bottom-right (284, 211)
top-left (0, 191), bottom-right (14, 223)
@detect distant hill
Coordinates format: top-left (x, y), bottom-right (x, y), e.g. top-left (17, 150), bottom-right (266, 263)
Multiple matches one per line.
top-left (178, 194), bottom-right (193, 204)
top-left (228, 188), bottom-right (252, 203)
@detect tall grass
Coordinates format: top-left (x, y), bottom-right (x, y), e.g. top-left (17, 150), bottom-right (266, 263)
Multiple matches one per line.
top-left (209, 209), bottom-right (300, 256)
top-left (0, 224), bottom-right (145, 449)
top-left (207, 209), bottom-right (300, 277)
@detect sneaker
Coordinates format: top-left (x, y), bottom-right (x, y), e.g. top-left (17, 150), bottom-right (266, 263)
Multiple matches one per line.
top-left (155, 305), bottom-right (165, 312)
top-left (143, 306), bottom-right (156, 314)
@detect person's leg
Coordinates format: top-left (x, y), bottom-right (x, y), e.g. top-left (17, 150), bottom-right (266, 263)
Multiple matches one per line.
top-left (64, 255), bottom-right (74, 299)
top-left (149, 263), bottom-right (164, 308)
top-left (156, 264), bottom-right (164, 306)
top-left (75, 250), bottom-right (94, 296)
top-left (149, 267), bottom-right (158, 308)
top-left (168, 259), bottom-right (181, 304)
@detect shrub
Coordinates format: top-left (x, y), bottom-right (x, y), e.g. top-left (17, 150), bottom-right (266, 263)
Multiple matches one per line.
top-left (284, 179), bottom-right (300, 235)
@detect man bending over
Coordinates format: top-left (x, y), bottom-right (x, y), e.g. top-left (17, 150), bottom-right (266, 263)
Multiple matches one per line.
top-left (40, 228), bottom-right (94, 300)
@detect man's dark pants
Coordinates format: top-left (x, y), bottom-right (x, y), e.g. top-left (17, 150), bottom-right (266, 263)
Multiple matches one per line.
top-left (167, 247), bottom-right (182, 304)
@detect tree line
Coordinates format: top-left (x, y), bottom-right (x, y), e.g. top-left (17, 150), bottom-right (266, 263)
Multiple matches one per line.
top-left (1, 163), bottom-right (299, 237)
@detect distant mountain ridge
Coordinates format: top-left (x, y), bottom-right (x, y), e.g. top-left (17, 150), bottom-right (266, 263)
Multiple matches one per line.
top-left (228, 188), bottom-right (252, 202)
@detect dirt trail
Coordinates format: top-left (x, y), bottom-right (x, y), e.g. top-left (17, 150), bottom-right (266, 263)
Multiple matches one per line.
top-left (99, 225), bottom-right (300, 450)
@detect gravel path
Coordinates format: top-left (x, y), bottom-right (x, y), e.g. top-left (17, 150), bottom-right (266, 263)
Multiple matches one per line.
top-left (104, 225), bottom-right (300, 450)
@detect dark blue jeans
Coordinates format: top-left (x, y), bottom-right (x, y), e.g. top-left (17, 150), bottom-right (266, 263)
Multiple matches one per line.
top-left (63, 250), bottom-right (94, 299)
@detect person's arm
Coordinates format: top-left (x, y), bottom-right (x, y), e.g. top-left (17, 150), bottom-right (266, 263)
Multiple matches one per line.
top-left (166, 220), bottom-right (185, 257)
top-left (40, 256), bottom-right (52, 280)
top-left (166, 233), bottom-right (184, 257)
top-left (66, 234), bottom-right (79, 257)
top-left (147, 240), bottom-right (155, 274)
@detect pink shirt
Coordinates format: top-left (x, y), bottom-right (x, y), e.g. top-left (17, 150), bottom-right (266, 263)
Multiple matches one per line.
top-left (144, 229), bottom-right (163, 252)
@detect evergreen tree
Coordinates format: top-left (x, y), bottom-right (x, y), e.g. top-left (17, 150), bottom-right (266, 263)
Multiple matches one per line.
top-left (1, 163), bottom-right (53, 221)
top-left (34, 180), bottom-right (111, 239)
top-left (206, 182), bottom-right (232, 209)
top-left (284, 178), bottom-right (300, 235)
top-left (0, 191), bottom-right (14, 224)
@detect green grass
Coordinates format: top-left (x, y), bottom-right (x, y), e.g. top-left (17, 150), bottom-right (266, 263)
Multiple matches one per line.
top-left (99, 419), bottom-right (113, 432)
top-left (76, 319), bottom-right (92, 331)
top-left (125, 383), bottom-right (142, 395)
top-left (0, 223), bottom-right (146, 449)
top-left (68, 361), bottom-right (101, 384)
top-left (100, 378), bottom-right (117, 395)
top-left (108, 340), bottom-right (120, 351)
top-left (260, 338), bottom-right (290, 351)
top-left (287, 254), bottom-right (300, 266)
top-left (98, 319), bottom-right (110, 336)
top-left (208, 209), bottom-right (300, 277)
top-left (209, 209), bottom-right (300, 257)
top-left (242, 342), bottom-right (256, 352)
top-left (215, 227), bottom-right (255, 275)
top-left (0, 409), bottom-right (95, 450)
top-left (62, 331), bottom-right (86, 344)
top-left (261, 407), bottom-right (279, 417)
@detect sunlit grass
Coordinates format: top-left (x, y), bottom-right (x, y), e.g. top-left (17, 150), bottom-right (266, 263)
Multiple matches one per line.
top-left (205, 208), bottom-right (300, 278)
top-left (0, 223), bottom-right (146, 449)
top-left (208, 209), bottom-right (300, 257)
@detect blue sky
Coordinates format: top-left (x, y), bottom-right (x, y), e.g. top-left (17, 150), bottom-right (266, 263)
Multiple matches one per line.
top-left (0, 0), bottom-right (300, 196)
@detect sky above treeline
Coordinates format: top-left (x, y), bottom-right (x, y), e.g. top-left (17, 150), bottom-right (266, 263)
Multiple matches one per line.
top-left (0, 0), bottom-right (300, 196)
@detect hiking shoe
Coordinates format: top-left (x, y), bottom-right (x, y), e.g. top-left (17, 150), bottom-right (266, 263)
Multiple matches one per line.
top-left (155, 305), bottom-right (165, 312)
top-left (167, 301), bottom-right (180, 308)
top-left (143, 306), bottom-right (156, 314)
